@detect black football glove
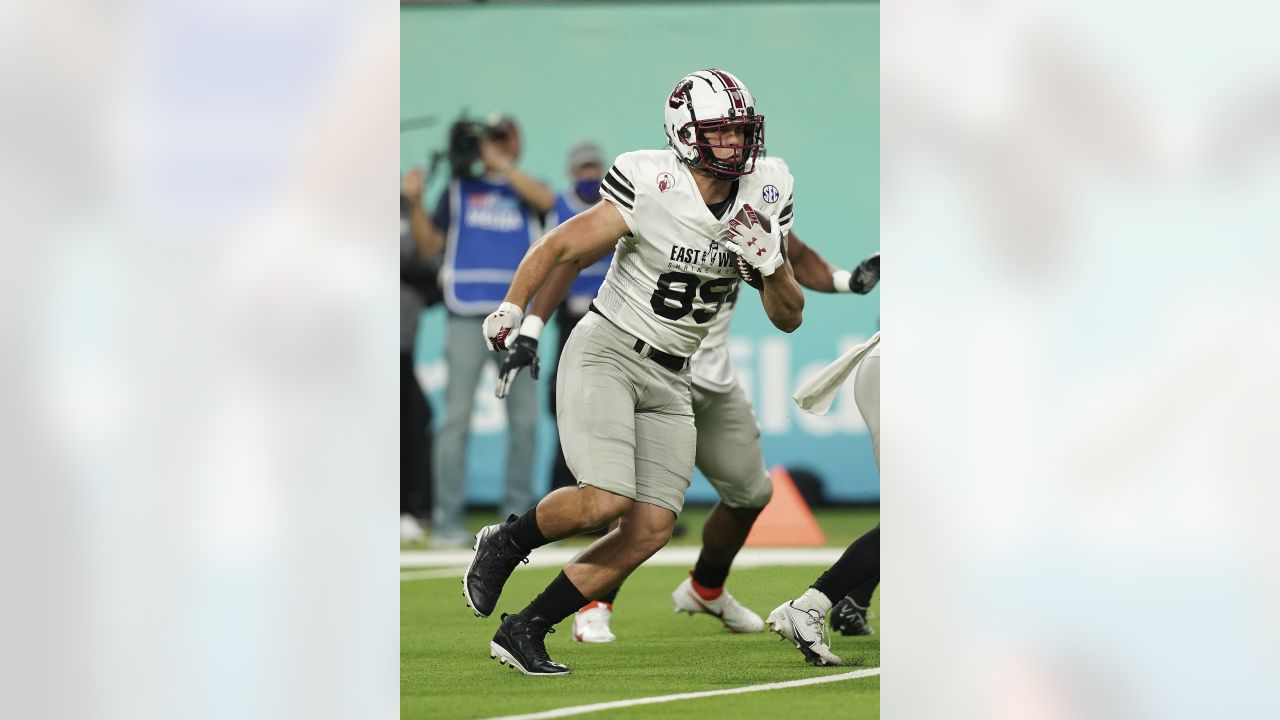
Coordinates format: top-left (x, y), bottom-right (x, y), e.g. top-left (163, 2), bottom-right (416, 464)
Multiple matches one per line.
top-left (495, 335), bottom-right (539, 399)
top-left (848, 251), bottom-right (880, 294)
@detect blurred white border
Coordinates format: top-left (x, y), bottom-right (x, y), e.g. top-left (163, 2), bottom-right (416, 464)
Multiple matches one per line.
top-left (885, 1), bottom-right (1280, 718)
top-left (2, 2), bottom-right (398, 718)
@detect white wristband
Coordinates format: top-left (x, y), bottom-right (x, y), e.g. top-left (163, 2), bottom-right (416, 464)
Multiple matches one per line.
top-left (831, 269), bottom-right (853, 293)
top-left (519, 315), bottom-right (545, 341)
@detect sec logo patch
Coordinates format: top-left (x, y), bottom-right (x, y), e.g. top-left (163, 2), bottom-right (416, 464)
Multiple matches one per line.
top-left (657, 172), bottom-right (676, 192)
top-left (762, 185), bottom-right (780, 203)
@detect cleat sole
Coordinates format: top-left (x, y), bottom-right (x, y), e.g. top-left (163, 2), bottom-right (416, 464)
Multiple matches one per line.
top-left (488, 641), bottom-right (570, 677)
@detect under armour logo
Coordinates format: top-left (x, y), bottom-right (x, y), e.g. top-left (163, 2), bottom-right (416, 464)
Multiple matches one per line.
top-left (755, 248), bottom-right (766, 257)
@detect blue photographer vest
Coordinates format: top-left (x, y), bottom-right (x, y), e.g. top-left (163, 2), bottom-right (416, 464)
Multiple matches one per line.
top-left (552, 191), bottom-right (613, 302)
top-left (443, 177), bottom-right (542, 315)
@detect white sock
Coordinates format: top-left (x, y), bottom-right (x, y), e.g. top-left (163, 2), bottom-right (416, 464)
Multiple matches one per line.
top-left (798, 588), bottom-right (833, 616)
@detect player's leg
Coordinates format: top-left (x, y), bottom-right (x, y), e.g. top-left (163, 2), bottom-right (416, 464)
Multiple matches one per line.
top-left (767, 525), bottom-right (879, 667)
top-left (572, 516), bottom-right (623, 643)
top-left (465, 486), bottom-right (635, 617)
top-left (464, 314), bottom-right (643, 619)
top-left (574, 376), bottom-right (701, 642)
top-left (490, 501), bottom-right (677, 673)
top-left (811, 524), bottom-right (880, 610)
top-left (855, 343), bottom-right (880, 465)
top-left (828, 343), bottom-right (881, 635)
top-left (431, 315), bottom-right (487, 545)
top-left (480, 312), bottom-right (692, 675)
top-left (671, 382), bottom-right (770, 632)
top-left (769, 348), bottom-right (881, 664)
top-left (493, 353), bottom-right (696, 672)
top-left (831, 577), bottom-right (880, 636)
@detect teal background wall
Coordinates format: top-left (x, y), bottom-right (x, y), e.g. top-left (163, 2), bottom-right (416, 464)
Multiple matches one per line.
top-left (402, 1), bottom-right (880, 503)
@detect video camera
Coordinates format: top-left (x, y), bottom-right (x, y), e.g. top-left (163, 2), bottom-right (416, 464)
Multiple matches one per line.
top-left (446, 114), bottom-right (514, 179)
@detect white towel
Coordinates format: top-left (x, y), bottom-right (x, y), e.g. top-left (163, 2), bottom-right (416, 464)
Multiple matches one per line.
top-left (792, 331), bottom-right (880, 415)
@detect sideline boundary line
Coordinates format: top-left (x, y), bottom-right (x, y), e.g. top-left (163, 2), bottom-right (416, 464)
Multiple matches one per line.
top-left (402, 546), bottom-right (842, 570)
top-left (478, 668), bottom-right (880, 720)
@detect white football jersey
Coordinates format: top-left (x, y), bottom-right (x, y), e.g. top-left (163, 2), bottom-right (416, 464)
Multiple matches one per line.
top-left (596, 150), bottom-right (795, 359)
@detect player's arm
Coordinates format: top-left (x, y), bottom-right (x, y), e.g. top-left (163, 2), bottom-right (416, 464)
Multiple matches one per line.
top-left (758, 257), bottom-right (805, 333)
top-left (402, 168), bottom-right (444, 257)
top-left (528, 244), bottom-right (613, 324)
top-left (789, 232), bottom-right (880, 294)
top-left (724, 207), bottom-right (804, 333)
top-left (483, 201), bottom-right (628, 351)
top-left (494, 244), bottom-right (614, 398)
top-left (787, 232), bottom-right (838, 291)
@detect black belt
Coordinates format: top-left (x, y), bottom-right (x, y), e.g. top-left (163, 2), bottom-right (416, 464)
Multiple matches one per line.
top-left (588, 303), bottom-right (689, 373)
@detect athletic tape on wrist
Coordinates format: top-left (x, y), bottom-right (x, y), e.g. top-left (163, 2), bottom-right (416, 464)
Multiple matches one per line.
top-left (832, 269), bottom-right (853, 293)
top-left (519, 315), bottom-right (545, 341)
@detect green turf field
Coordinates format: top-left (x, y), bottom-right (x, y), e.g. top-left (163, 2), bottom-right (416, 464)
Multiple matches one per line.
top-left (402, 509), bottom-right (879, 720)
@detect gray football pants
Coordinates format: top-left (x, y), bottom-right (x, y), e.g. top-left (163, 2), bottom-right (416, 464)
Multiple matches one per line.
top-left (854, 343), bottom-right (880, 466)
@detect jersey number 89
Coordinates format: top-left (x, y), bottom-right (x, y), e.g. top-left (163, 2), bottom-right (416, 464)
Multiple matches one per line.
top-left (649, 272), bottom-right (738, 324)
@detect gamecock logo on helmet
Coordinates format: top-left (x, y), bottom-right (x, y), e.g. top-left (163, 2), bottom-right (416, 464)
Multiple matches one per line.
top-left (668, 81), bottom-right (692, 110)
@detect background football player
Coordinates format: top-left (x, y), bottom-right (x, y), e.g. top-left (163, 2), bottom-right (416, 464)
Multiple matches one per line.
top-left (463, 68), bottom-right (805, 676)
top-left (769, 316), bottom-right (880, 666)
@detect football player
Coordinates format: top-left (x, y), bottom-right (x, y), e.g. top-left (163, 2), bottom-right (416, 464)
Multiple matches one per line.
top-left (768, 326), bottom-right (880, 666)
top-left (465, 69), bottom-right (804, 676)
top-left (495, 239), bottom-right (879, 643)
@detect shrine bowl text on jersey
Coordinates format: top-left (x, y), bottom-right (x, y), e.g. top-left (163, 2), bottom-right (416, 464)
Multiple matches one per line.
top-left (595, 150), bottom-right (795, 358)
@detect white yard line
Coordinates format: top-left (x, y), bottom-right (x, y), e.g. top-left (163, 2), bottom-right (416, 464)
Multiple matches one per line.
top-left (478, 668), bottom-right (881, 720)
top-left (401, 546), bottom-right (842, 572)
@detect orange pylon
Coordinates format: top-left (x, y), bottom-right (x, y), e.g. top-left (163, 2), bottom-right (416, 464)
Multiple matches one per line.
top-left (743, 466), bottom-right (827, 547)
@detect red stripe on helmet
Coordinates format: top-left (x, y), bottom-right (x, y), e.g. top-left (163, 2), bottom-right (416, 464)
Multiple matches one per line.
top-left (707, 68), bottom-right (745, 111)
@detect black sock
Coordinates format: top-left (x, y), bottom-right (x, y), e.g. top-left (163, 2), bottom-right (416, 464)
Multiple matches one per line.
top-left (848, 577), bottom-right (878, 608)
top-left (598, 585), bottom-right (619, 605)
top-left (812, 524), bottom-right (879, 602)
top-left (522, 571), bottom-right (589, 625)
top-left (691, 554), bottom-right (732, 590)
top-left (507, 506), bottom-right (549, 552)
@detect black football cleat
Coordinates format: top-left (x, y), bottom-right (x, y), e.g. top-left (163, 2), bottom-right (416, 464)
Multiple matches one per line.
top-left (490, 613), bottom-right (570, 676)
top-left (830, 596), bottom-right (876, 636)
top-left (463, 516), bottom-right (530, 618)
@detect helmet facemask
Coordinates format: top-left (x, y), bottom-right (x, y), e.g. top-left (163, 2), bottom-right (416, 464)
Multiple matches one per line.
top-left (681, 114), bottom-right (765, 180)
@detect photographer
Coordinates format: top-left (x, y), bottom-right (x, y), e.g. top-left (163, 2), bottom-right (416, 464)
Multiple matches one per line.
top-left (424, 114), bottom-right (554, 546)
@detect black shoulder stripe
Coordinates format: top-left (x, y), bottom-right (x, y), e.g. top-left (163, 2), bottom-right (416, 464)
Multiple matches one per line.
top-left (601, 183), bottom-right (634, 211)
top-left (603, 173), bottom-right (636, 202)
top-left (609, 165), bottom-right (634, 189)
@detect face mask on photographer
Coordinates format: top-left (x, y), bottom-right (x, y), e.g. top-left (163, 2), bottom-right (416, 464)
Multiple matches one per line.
top-left (574, 177), bottom-right (602, 204)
